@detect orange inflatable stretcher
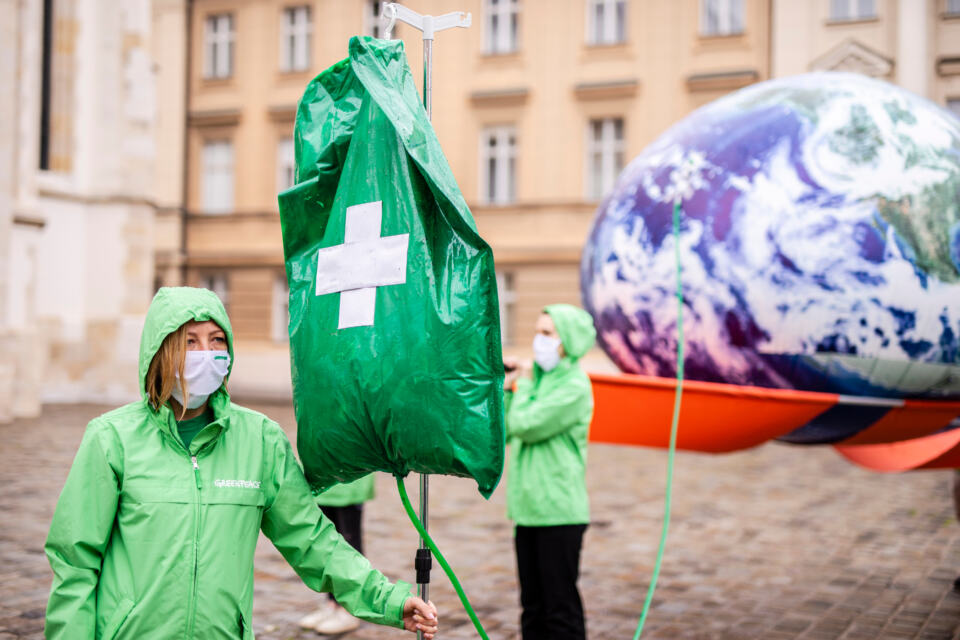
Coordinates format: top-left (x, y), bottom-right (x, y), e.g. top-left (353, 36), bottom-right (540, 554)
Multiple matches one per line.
top-left (588, 372), bottom-right (960, 470)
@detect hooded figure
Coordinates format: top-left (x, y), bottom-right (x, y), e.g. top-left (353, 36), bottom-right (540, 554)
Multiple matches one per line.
top-left (44, 287), bottom-right (436, 639)
top-left (503, 303), bottom-right (597, 640)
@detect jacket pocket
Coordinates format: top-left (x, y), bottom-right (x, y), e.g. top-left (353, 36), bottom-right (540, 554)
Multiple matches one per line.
top-left (204, 488), bottom-right (266, 534)
top-left (205, 488), bottom-right (266, 507)
top-left (101, 598), bottom-right (135, 640)
top-left (124, 484), bottom-right (193, 504)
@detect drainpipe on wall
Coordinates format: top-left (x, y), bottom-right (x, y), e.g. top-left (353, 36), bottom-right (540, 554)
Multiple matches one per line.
top-left (179, 0), bottom-right (193, 286)
top-left (766, 0), bottom-right (774, 81)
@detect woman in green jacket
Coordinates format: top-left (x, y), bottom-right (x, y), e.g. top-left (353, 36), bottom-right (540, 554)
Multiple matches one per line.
top-left (44, 287), bottom-right (438, 639)
top-left (503, 304), bottom-right (596, 640)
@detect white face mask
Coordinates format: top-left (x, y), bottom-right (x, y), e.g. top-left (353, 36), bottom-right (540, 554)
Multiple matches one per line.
top-left (533, 334), bottom-right (562, 372)
top-left (171, 350), bottom-right (231, 410)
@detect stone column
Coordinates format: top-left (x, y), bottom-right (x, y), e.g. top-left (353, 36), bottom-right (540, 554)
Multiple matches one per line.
top-left (0, 0), bottom-right (20, 423)
top-left (896, 0), bottom-right (930, 98)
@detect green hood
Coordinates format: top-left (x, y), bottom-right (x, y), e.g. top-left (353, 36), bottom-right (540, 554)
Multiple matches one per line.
top-left (138, 287), bottom-right (234, 402)
top-left (544, 304), bottom-right (596, 361)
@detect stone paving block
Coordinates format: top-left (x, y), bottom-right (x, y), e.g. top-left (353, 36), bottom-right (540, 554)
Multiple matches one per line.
top-left (773, 617), bottom-right (814, 633)
top-left (808, 622), bottom-right (851, 637)
top-left (797, 599), bottom-right (834, 615)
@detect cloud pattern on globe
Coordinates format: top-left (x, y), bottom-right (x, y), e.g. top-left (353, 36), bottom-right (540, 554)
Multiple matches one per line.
top-left (581, 72), bottom-right (960, 398)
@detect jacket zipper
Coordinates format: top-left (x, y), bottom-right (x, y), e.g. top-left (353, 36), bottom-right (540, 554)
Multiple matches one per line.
top-left (172, 416), bottom-right (219, 639)
top-left (186, 454), bottom-right (202, 637)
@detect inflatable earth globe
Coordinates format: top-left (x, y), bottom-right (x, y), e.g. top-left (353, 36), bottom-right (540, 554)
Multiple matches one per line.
top-left (581, 72), bottom-right (960, 399)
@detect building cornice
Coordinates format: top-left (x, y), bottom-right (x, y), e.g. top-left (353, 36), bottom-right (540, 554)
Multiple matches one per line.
top-left (36, 187), bottom-right (157, 208)
top-left (470, 88), bottom-right (530, 107)
top-left (187, 108), bottom-right (242, 127)
top-left (936, 57), bottom-right (960, 77)
top-left (686, 69), bottom-right (759, 92)
top-left (487, 247), bottom-right (583, 265)
top-left (186, 252), bottom-right (284, 268)
top-left (13, 215), bottom-right (46, 229)
top-left (468, 200), bottom-right (600, 214)
top-left (573, 79), bottom-right (639, 101)
top-left (824, 17), bottom-right (880, 27)
top-left (267, 104), bottom-right (297, 122)
top-left (186, 210), bottom-right (279, 220)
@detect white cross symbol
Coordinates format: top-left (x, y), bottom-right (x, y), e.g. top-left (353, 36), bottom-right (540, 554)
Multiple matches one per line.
top-left (314, 200), bottom-right (409, 329)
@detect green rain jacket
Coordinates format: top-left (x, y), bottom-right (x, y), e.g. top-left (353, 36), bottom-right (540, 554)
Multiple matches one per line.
top-left (315, 475), bottom-right (375, 507)
top-left (44, 287), bottom-right (411, 640)
top-left (505, 304), bottom-right (597, 527)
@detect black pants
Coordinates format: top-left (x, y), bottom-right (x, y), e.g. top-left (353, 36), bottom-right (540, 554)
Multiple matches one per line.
top-left (319, 504), bottom-right (364, 602)
top-left (515, 524), bottom-right (587, 640)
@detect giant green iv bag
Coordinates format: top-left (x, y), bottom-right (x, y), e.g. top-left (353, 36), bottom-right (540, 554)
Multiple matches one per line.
top-left (278, 37), bottom-right (505, 498)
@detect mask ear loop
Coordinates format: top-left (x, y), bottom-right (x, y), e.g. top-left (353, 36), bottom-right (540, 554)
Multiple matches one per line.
top-left (212, 352), bottom-right (231, 399)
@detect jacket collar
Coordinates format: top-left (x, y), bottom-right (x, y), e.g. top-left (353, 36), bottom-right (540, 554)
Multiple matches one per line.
top-left (147, 387), bottom-right (232, 450)
top-left (532, 356), bottom-right (577, 384)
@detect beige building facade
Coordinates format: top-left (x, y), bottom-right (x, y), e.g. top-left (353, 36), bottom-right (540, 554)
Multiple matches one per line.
top-left (772, 0), bottom-right (960, 113)
top-left (154, 0), bottom-right (772, 393)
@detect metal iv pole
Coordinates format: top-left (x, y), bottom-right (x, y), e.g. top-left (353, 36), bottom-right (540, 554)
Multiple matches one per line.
top-left (381, 5), bottom-right (471, 639)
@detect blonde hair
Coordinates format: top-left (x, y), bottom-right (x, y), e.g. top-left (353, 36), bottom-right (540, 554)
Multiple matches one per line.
top-left (145, 324), bottom-right (189, 419)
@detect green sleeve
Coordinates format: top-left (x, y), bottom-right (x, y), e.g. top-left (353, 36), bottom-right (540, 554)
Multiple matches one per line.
top-left (503, 390), bottom-right (514, 442)
top-left (506, 377), bottom-right (591, 444)
top-left (260, 423), bottom-right (410, 628)
top-left (315, 474), bottom-right (375, 507)
top-left (44, 421), bottom-right (121, 639)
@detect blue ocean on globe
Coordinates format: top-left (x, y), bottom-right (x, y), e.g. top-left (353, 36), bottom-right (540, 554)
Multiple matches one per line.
top-left (581, 72), bottom-right (960, 400)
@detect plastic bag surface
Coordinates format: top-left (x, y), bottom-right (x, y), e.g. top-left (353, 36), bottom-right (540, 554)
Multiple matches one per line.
top-left (278, 37), bottom-right (505, 498)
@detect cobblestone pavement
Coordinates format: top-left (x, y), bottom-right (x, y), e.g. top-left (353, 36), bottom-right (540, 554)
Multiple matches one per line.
top-left (2, 402), bottom-right (960, 639)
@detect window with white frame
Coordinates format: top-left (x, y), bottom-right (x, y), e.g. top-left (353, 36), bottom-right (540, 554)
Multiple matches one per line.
top-left (699, 0), bottom-right (744, 36)
top-left (587, 118), bottom-right (624, 201)
top-left (946, 0), bottom-right (960, 14)
top-left (484, 0), bottom-right (519, 54)
top-left (280, 6), bottom-right (311, 72)
top-left (277, 137), bottom-right (295, 192)
top-left (496, 270), bottom-right (516, 346)
top-left (204, 14), bottom-right (234, 79)
top-left (480, 126), bottom-right (517, 205)
top-left (200, 273), bottom-right (230, 311)
top-left (830, 0), bottom-right (876, 21)
top-left (588, 0), bottom-right (627, 45)
top-left (365, 1), bottom-right (391, 38)
top-left (202, 140), bottom-right (234, 213)
top-left (272, 274), bottom-right (290, 343)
